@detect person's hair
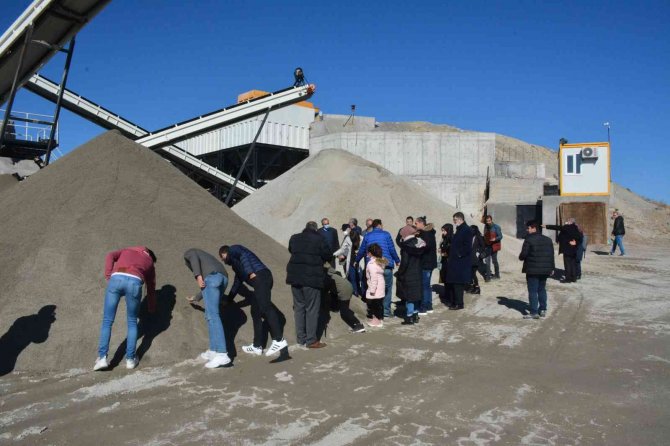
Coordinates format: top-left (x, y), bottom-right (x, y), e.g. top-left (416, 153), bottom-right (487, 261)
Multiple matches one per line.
top-left (416, 216), bottom-right (427, 225)
top-left (349, 218), bottom-right (358, 226)
top-left (321, 218), bottom-right (329, 225)
top-left (306, 221), bottom-right (318, 231)
top-left (484, 215), bottom-right (492, 220)
top-left (566, 217), bottom-right (576, 224)
top-left (453, 212), bottom-right (465, 221)
top-left (368, 243), bottom-right (382, 258)
top-left (146, 248), bottom-right (157, 263)
top-left (365, 218), bottom-right (373, 227)
top-left (470, 225), bottom-right (481, 236)
top-left (442, 223), bottom-right (454, 236)
top-left (341, 223), bottom-right (349, 231)
top-left (406, 216), bottom-right (414, 221)
top-left (526, 220), bottom-right (538, 229)
top-left (218, 245), bottom-right (230, 256)
top-left (372, 219), bottom-right (383, 228)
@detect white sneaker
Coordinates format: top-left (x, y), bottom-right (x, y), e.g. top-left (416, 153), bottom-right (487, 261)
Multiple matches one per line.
top-left (205, 353), bottom-right (231, 368)
top-left (418, 311), bottom-right (428, 316)
top-left (242, 344), bottom-right (263, 356)
top-left (265, 339), bottom-right (288, 356)
top-left (426, 310), bottom-right (434, 314)
top-left (93, 356), bottom-right (108, 371)
top-left (200, 350), bottom-right (216, 361)
top-left (126, 357), bottom-right (139, 369)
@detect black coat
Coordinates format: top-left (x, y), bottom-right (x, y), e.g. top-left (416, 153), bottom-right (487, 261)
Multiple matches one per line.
top-left (286, 229), bottom-right (332, 289)
top-left (519, 233), bottom-right (555, 276)
top-left (446, 224), bottom-right (473, 284)
top-left (546, 224), bottom-right (583, 257)
top-left (417, 225), bottom-right (438, 270)
top-left (470, 233), bottom-right (486, 266)
top-left (612, 216), bottom-right (625, 236)
top-left (395, 237), bottom-right (425, 302)
top-left (318, 226), bottom-right (340, 252)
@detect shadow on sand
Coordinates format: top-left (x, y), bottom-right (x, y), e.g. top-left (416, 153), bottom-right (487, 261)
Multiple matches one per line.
top-left (0, 305), bottom-right (57, 376)
top-left (109, 285), bottom-right (176, 369)
top-left (496, 296), bottom-right (529, 315)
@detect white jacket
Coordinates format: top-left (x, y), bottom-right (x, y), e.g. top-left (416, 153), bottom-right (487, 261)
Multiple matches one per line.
top-left (333, 231), bottom-right (353, 273)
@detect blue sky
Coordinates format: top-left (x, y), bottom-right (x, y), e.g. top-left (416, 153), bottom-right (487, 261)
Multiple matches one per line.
top-left (2, 0), bottom-right (669, 202)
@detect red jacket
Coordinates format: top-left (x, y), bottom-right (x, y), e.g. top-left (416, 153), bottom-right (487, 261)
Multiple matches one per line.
top-left (105, 246), bottom-right (156, 309)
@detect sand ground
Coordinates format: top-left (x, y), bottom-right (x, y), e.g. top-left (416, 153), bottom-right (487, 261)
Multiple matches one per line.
top-left (1, 241), bottom-right (669, 445)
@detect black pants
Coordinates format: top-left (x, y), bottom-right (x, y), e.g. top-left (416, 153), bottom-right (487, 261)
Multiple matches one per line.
top-left (444, 283), bottom-right (455, 307)
top-left (366, 299), bottom-right (383, 320)
top-left (439, 259), bottom-right (448, 284)
top-left (564, 256), bottom-right (577, 282)
top-left (338, 299), bottom-right (361, 329)
top-left (453, 283), bottom-right (465, 307)
top-left (249, 269), bottom-right (283, 346)
top-left (471, 266), bottom-right (480, 287)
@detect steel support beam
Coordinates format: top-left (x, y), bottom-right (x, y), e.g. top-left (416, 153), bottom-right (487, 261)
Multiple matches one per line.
top-left (0, 24), bottom-right (34, 149)
top-left (225, 110), bottom-right (270, 206)
top-left (45, 36), bottom-right (76, 165)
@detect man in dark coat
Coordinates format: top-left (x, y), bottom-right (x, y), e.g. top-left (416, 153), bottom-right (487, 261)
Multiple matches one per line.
top-left (396, 225), bottom-right (426, 324)
top-left (415, 216), bottom-right (437, 314)
top-left (287, 221), bottom-right (332, 349)
top-left (319, 217), bottom-right (339, 268)
top-left (610, 210), bottom-right (626, 256)
top-left (519, 220), bottom-right (555, 319)
top-left (446, 212), bottom-right (473, 310)
top-left (543, 218), bottom-right (582, 283)
top-left (220, 244), bottom-right (287, 357)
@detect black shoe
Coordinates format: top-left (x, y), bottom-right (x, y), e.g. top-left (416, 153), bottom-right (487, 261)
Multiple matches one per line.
top-left (352, 324), bottom-right (366, 333)
top-left (493, 274), bottom-right (500, 280)
top-left (401, 316), bottom-right (414, 325)
top-left (449, 305), bottom-right (464, 311)
top-left (412, 313), bottom-right (420, 324)
top-left (472, 287), bottom-right (481, 295)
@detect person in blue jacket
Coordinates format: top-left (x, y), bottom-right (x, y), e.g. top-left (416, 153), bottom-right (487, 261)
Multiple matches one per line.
top-left (355, 219), bottom-right (400, 318)
top-left (219, 245), bottom-right (287, 357)
top-left (446, 212), bottom-right (473, 310)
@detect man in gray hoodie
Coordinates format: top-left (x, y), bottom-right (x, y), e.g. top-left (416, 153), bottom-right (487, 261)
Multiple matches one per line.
top-left (184, 248), bottom-right (230, 369)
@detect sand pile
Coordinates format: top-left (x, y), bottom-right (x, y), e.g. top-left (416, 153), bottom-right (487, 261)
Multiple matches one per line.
top-left (233, 149), bottom-right (457, 247)
top-left (0, 130), bottom-right (333, 373)
top-left (0, 174), bottom-right (19, 193)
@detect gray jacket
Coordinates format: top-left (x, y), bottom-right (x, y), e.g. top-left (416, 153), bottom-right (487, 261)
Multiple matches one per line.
top-left (184, 248), bottom-right (228, 302)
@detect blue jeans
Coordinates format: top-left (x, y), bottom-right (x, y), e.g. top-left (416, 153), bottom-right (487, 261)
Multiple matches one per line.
top-left (382, 268), bottom-right (394, 317)
top-left (406, 301), bottom-right (416, 317)
top-left (98, 274), bottom-right (143, 359)
top-left (347, 265), bottom-right (360, 297)
top-left (611, 235), bottom-right (625, 255)
top-left (203, 272), bottom-right (228, 353)
top-left (526, 275), bottom-right (548, 315)
top-left (420, 269), bottom-right (433, 311)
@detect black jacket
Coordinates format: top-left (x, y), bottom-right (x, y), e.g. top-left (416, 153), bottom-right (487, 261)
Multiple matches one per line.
top-left (545, 224), bottom-right (583, 257)
top-left (287, 228), bottom-right (332, 289)
top-left (318, 226), bottom-right (340, 252)
top-left (612, 216), bottom-right (625, 236)
top-left (446, 224), bottom-right (473, 284)
top-left (470, 233), bottom-right (486, 266)
top-left (396, 236), bottom-right (425, 302)
top-left (417, 225), bottom-right (438, 270)
top-left (519, 233), bottom-right (555, 276)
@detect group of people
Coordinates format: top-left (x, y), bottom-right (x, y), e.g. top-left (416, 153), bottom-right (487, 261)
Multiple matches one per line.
top-left (93, 210), bottom-right (626, 370)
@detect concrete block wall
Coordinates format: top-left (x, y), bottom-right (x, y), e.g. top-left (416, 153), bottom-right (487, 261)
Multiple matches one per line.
top-left (495, 161), bottom-right (545, 179)
top-left (489, 177), bottom-right (544, 204)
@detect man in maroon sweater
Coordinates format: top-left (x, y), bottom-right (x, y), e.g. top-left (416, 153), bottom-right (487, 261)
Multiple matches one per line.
top-left (94, 246), bottom-right (156, 371)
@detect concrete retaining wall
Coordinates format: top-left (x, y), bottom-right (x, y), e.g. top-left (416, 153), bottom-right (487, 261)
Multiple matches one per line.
top-left (310, 131), bottom-right (495, 216)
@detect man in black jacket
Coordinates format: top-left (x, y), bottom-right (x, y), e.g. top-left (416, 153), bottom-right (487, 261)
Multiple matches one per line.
top-left (543, 218), bottom-right (583, 283)
top-left (415, 216), bottom-right (437, 314)
top-left (319, 217), bottom-right (339, 268)
top-left (287, 221), bottom-right (332, 349)
top-left (519, 221), bottom-right (555, 319)
top-left (610, 210), bottom-right (626, 256)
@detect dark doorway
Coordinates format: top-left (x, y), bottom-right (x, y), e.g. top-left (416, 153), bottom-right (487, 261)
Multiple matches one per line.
top-left (516, 202), bottom-right (542, 238)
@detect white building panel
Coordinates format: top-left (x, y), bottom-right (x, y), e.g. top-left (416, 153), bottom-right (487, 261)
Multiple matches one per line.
top-left (179, 104), bottom-right (315, 156)
top-left (560, 142), bottom-right (610, 196)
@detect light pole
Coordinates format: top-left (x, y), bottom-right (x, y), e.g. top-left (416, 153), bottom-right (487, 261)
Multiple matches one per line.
top-left (603, 122), bottom-right (611, 143)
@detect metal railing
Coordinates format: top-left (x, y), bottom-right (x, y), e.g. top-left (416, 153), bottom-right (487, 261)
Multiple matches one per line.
top-left (0, 109), bottom-right (57, 143)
